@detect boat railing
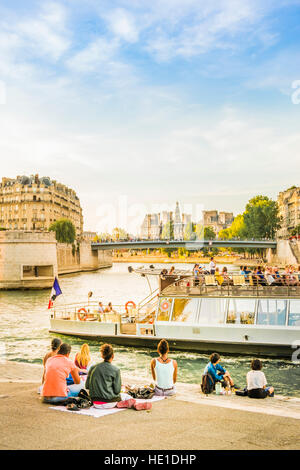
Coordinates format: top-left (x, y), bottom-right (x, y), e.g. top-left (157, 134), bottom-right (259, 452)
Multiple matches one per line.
top-left (51, 302), bottom-right (126, 322)
top-left (50, 299), bottom-right (157, 325)
top-left (161, 274), bottom-right (300, 298)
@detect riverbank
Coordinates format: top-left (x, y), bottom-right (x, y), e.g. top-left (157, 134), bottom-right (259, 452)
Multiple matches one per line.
top-left (1, 361), bottom-right (299, 450)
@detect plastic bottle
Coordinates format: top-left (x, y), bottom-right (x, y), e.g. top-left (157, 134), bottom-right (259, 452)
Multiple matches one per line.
top-left (215, 382), bottom-right (222, 395)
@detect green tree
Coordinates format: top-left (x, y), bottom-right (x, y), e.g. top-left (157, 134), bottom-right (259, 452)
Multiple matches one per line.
top-left (49, 218), bottom-right (76, 244)
top-left (243, 196), bottom-right (281, 239)
top-left (161, 221), bottom-right (174, 239)
top-left (184, 222), bottom-right (196, 241)
top-left (290, 224), bottom-right (300, 236)
top-left (204, 226), bottom-right (216, 239)
top-left (112, 227), bottom-right (128, 240)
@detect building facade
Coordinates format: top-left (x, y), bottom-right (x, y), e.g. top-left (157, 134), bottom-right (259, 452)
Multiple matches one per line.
top-left (277, 186), bottom-right (300, 238)
top-left (0, 175), bottom-right (83, 237)
top-left (202, 210), bottom-right (234, 235)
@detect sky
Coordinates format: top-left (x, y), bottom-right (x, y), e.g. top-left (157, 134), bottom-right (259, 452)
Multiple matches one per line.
top-left (0, 0), bottom-right (300, 233)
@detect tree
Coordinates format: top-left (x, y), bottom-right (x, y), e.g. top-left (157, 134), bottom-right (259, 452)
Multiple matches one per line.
top-left (161, 221), bottom-right (174, 240)
top-left (49, 218), bottom-right (76, 244)
top-left (112, 227), bottom-right (128, 241)
top-left (243, 196), bottom-right (281, 239)
top-left (290, 225), bottom-right (300, 236)
top-left (184, 222), bottom-right (195, 241)
top-left (204, 226), bottom-right (216, 239)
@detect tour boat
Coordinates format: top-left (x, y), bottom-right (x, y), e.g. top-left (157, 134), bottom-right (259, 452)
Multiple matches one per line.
top-left (49, 267), bottom-right (300, 358)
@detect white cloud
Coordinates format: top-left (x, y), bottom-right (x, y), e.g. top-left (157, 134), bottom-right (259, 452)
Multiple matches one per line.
top-left (101, 8), bottom-right (139, 43)
top-left (67, 37), bottom-right (120, 72)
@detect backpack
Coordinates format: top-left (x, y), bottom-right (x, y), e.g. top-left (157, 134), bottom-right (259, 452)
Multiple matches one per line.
top-left (201, 373), bottom-right (214, 395)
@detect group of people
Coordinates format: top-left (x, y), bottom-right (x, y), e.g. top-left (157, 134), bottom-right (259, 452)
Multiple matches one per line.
top-left (40, 338), bottom-right (274, 409)
top-left (97, 302), bottom-right (117, 315)
top-left (191, 259), bottom-right (300, 287)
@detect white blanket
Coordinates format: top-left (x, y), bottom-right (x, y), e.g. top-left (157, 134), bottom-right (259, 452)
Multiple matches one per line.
top-left (49, 394), bottom-right (165, 418)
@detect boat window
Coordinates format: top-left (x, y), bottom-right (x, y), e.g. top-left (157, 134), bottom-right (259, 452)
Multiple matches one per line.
top-left (157, 298), bottom-right (173, 321)
top-left (257, 300), bottom-right (287, 326)
top-left (288, 300), bottom-right (300, 326)
top-left (227, 299), bottom-right (256, 324)
top-left (171, 299), bottom-right (199, 323)
top-left (199, 298), bottom-right (226, 324)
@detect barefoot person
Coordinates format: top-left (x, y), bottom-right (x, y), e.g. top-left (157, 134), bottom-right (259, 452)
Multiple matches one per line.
top-left (203, 352), bottom-right (237, 391)
top-left (151, 339), bottom-right (178, 396)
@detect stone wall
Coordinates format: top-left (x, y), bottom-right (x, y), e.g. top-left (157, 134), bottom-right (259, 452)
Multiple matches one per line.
top-left (57, 242), bottom-right (112, 275)
top-left (266, 240), bottom-right (300, 266)
top-left (0, 231), bottom-right (58, 289)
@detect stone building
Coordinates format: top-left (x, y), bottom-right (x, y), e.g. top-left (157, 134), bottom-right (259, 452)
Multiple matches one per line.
top-left (140, 213), bottom-right (161, 239)
top-left (0, 175), bottom-right (83, 237)
top-left (202, 210), bottom-right (234, 235)
top-left (277, 186), bottom-right (300, 238)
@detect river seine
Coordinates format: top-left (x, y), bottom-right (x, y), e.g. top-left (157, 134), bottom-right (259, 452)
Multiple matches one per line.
top-left (0, 262), bottom-right (299, 396)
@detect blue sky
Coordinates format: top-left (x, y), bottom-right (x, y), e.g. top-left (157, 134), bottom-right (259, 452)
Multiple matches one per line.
top-left (0, 0), bottom-right (300, 232)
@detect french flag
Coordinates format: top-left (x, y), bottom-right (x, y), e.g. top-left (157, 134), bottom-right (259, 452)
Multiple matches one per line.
top-left (48, 277), bottom-right (62, 309)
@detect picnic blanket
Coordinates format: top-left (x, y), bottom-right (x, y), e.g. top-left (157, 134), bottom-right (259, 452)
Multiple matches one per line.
top-left (49, 394), bottom-right (166, 418)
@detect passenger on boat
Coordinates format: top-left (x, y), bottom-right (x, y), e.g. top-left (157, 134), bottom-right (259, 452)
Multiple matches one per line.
top-left (203, 353), bottom-right (236, 390)
top-left (246, 359), bottom-right (274, 399)
top-left (221, 267), bottom-right (232, 286)
top-left (85, 344), bottom-right (149, 410)
top-left (169, 266), bottom-right (175, 275)
top-left (42, 343), bottom-right (82, 404)
top-left (208, 257), bottom-right (216, 275)
top-left (151, 339), bottom-right (177, 396)
top-left (104, 302), bottom-right (117, 314)
top-left (75, 343), bottom-right (92, 373)
top-left (98, 302), bottom-right (104, 314)
top-left (41, 338), bottom-right (62, 384)
top-left (193, 264), bottom-right (201, 286)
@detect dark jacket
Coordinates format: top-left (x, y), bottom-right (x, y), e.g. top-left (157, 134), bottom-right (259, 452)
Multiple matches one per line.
top-left (85, 361), bottom-right (121, 402)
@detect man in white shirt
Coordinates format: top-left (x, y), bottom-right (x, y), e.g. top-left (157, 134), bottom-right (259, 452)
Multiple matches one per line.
top-left (208, 257), bottom-right (216, 274)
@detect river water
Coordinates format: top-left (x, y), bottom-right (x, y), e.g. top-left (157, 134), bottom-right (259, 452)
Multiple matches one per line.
top-left (0, 262), bottom-right (299, 397)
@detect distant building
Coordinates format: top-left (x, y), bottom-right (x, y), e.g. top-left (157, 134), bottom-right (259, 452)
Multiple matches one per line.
top-left (277, 186), bottom-right (300, 238)
top-left (83, 231), bottom-right (97, 241)
top-left (140, 213), bottom-right (161, 239)
top-left (140, 203), bottom-right (194, 240)
top-left (202, 210), bottom-right (234, 235)
top-left (0, 175), bottom-right (83, 237)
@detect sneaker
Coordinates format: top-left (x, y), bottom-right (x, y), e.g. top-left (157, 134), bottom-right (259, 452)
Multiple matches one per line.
top-left (133, 402), bottom-right (152, 411)
top-left (232, 384), bottom-right (240, 390)
top-left (116, 399), bottom-right (136, 408)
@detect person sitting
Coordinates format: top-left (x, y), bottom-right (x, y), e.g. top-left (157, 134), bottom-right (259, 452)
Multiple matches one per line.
top-left (75, 343), bottom-right (92, 373)
top-left (168, 266), bottom-right (175, 275)
top-left (215, 267), bottom-right (224, 286)
top-left (151, 339), bottom-right (177, 396)
top-left (104, 302), bottom-right (117, 314)
top-left (42, 338), bottom-right (62, 384)
top-left (221, 267), bottom-right (232, 286)
top-left (85, 344), bottom-right (149, 410)
top-left (254, 266), bottom-right (267, 286)
top-left (42, 343), bottom-right (82, 404)
top-left (193, 264), bottom-right (201, 286)
top-left (246, 359), bottom-right (274, 399)
top-left (203, 352), bottom-right (236, 391)
top-left (98, 302), bottom-right (104, 314)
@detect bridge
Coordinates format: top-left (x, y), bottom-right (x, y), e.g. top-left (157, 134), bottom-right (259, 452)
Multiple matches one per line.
top-left (91, 239), bottom-right (277, 251)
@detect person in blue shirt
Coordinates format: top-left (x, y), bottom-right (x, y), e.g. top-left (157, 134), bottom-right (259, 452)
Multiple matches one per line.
top-left (204, 353), bottom-right (236, 390)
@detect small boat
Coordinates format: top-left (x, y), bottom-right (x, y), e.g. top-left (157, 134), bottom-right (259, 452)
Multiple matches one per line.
top-left (49, 267), bottom-right (300, 357)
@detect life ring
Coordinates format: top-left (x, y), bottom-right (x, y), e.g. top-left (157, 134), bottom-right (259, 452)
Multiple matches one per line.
top-left (160, 300), bottom-right (170, 312)
top-left (78, 308), bottom-right (88, 321)
top-left (125, 300), bottom-right (136, 313)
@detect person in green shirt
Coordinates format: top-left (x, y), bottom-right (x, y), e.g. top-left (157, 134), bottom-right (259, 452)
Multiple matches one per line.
top-left (86, 344), bottom-right (122, 409)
